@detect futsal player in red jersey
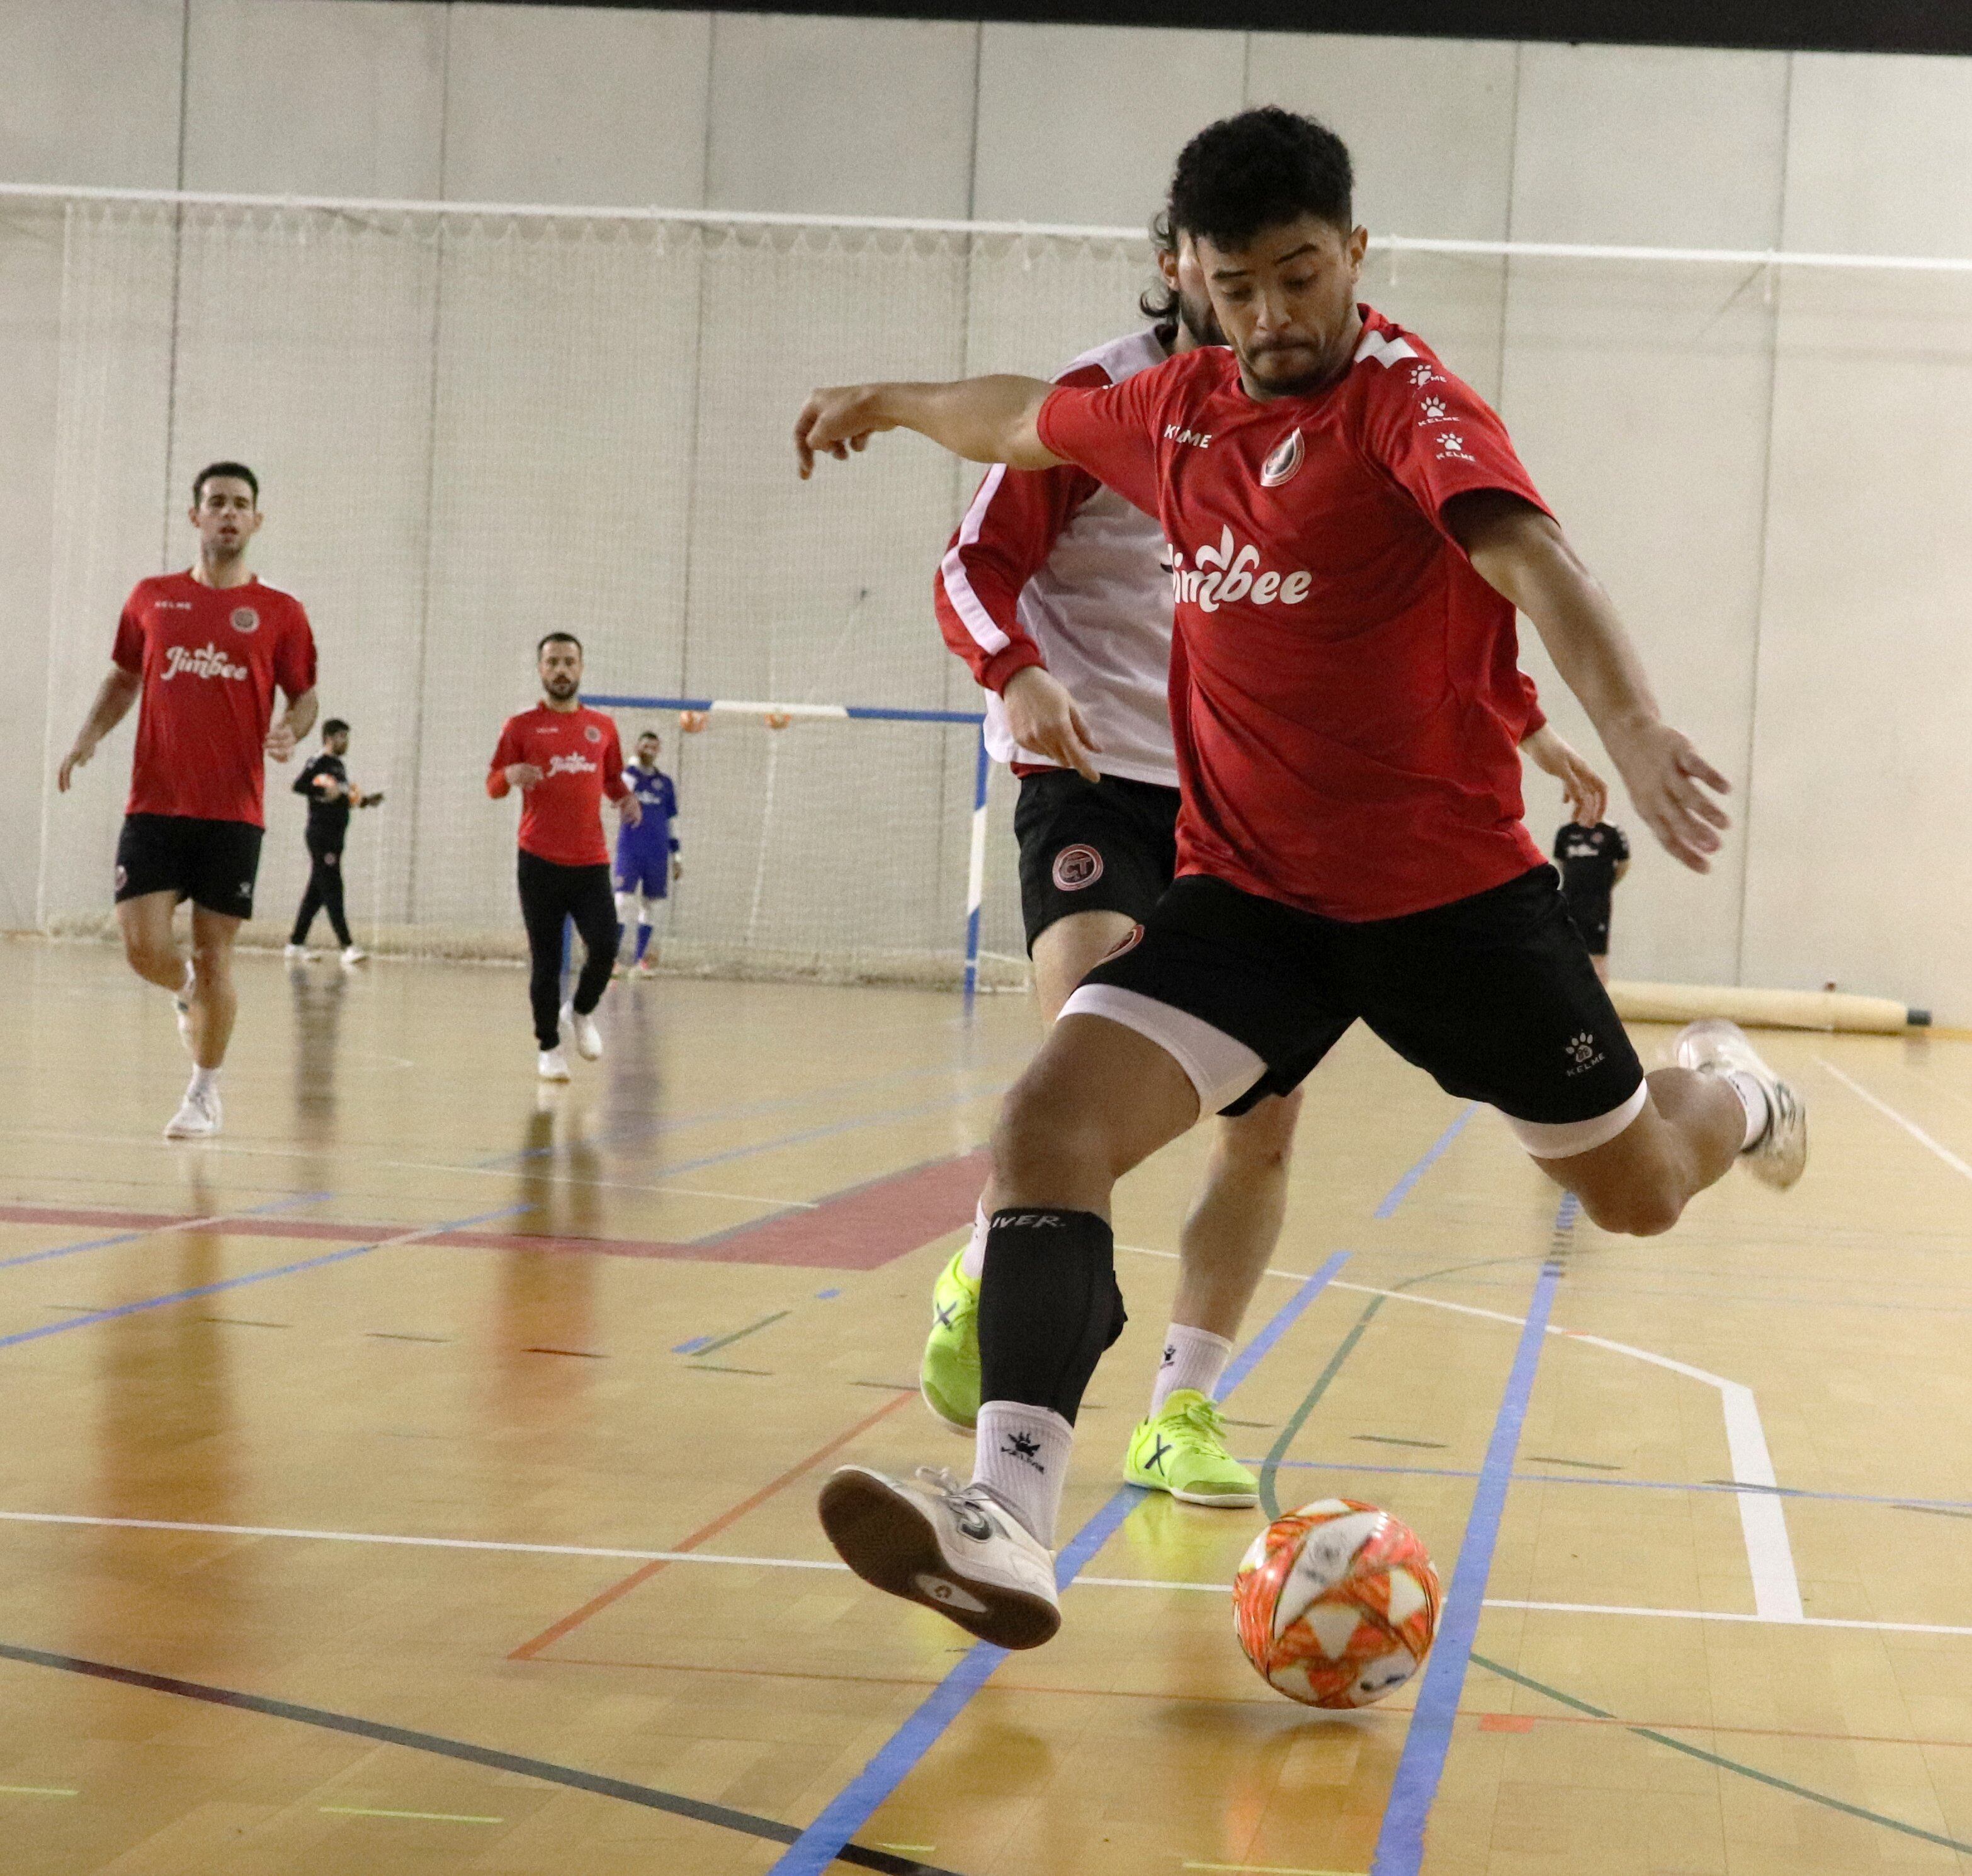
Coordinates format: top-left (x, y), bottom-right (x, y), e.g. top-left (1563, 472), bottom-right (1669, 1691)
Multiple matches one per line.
top-left (487, 633), bottom-right (640, 1080)
top-left (795, 109), bottom-right (1807, 1649)
top-left (57, 462), bottom-right (318, 1140)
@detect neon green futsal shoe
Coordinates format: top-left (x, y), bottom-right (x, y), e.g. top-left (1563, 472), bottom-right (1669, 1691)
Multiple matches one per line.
top-left (1124, 1389), bottom-right (1259, 1507)
top-left (920, 1248), bottom-right (981, 1434)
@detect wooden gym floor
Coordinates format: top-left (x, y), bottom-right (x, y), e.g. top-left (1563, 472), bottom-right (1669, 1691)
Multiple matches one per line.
top-left (1, 936), bottom-right (1968, 1875)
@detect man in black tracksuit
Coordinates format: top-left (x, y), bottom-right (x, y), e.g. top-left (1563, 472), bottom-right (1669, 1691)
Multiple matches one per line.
top-left (287, 718), bottom-right (382, 963)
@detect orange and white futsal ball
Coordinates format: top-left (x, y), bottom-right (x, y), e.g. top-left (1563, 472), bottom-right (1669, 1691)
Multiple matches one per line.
top-left (1232, 1499), bottom-right (1441, 1709)
top-left (679, 710), bottom-right (709, 733)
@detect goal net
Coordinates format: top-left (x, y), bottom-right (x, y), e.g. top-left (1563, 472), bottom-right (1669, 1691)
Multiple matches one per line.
top-left (38, 201), bottom-right (1153, 986)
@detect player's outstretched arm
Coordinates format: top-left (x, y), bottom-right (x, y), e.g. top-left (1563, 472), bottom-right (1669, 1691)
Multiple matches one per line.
top-left (1449, 491), bottom-right (1728, 873)
top-left (795, 376), bottom-right (1062, 479)
top-left (1520, 721), bottom-right (1608, 828)
top-left (57, 665), bottom-right (141, 792)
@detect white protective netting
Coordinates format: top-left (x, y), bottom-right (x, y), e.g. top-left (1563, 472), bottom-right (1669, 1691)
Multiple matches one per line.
top-left (39, 203), bottom-right (1155, 985)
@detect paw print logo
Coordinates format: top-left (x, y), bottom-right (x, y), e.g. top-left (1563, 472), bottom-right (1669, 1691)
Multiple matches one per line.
top-left (1436, 430), bottom-right (1474, 461)
top-left (1408, 363), bottom-right (1438, 387)
top-left (1419, 395), bottom-right (1448, 422)
top-left (1567, 1032), bottom-right (1597, 1066)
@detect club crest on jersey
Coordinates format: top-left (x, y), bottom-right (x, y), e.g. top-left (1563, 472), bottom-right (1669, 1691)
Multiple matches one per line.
top-left (229, 606), bottom-right (259, 634)
top-left (1259, 428), bottom-right (1305, 488)
top-left (1053, 844), bottom-right (1103, 891)
top-left (1170, 527), bottom-right (1313, 614)
top-left (584, 724), bottom-right (601, 743)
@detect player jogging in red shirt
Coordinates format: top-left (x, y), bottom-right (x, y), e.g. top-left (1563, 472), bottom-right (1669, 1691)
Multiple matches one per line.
top-left (487, 632), bottom-right (640, 1080)
top-left (57, 461), bottom-right (319, 1140)
top-left (795, 108), bottom-right (1806, 1650)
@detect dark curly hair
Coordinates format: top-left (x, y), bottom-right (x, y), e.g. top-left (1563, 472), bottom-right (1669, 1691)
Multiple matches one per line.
top-left (1137, 207), bottom-right (1182, 335)
top-left (1167, 107), bottom-right (1354, 251)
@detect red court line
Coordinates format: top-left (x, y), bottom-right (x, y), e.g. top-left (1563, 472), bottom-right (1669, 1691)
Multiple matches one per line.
top-left (0, 1151), bottom-right (985, 1274)
top-left (507, 1391), bottom-right (915, 1662)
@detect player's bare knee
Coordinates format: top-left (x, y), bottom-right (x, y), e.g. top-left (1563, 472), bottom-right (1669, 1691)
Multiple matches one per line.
top-left (1576, 1178), bottom-right (1684, 1238)
top-left (1216, 1088), bottom-right (1303, 1173)
top-left (992, 1073), bottom-right (1106, 1196)
top-left (123, 932), bottom-right (176, 983)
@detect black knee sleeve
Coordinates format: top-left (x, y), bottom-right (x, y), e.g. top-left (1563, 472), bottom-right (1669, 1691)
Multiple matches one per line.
top-left (977, 1209), bottom-right (1126, 1427)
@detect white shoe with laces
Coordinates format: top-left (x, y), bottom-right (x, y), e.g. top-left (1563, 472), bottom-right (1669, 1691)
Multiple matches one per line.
top-left (1675, 1018), bottom-right (1807, 1190)
top-left (163, 1080), bottom-right (221, 1140)
top-left (537, 1048), bottom-right (571, 1083)
top-left (560, 1002), bottom-right (603, 1061)
top-left (817, 1464), bottom-right (1060, 1649)
top-left (339, 945), bottom-right (367, 966)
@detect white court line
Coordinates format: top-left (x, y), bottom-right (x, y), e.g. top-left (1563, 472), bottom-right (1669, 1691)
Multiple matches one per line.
top-left (2, 1512), bottom-right (1944, 1638)
top-left (1816, 1057), bottom-right (1972, 1183)
top-left (1119, 1246), bottom-right (1805, 1623)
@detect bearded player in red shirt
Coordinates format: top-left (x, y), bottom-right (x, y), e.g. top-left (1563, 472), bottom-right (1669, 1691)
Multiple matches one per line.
top-left (795, 108), bottom-right (1807, 1650)
top-left (58, 462), bottom-right (319, 1141)
top-left (488, 633), bottom-right (640, 1081)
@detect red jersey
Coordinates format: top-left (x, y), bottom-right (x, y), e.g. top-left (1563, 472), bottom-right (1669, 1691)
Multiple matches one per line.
top-left (112, 572), bottom-right (317, 827)
top-left (1036, 307), bottom-right (1550, 922)
top-left (487, 704), bottom-right (626, 867)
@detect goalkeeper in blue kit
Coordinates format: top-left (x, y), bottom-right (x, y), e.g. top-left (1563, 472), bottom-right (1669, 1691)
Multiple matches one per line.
top-left (615, 728), bottom-right (681, 975)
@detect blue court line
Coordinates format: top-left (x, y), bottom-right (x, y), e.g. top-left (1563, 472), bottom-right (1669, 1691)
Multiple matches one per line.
top-left (767, 1248), bottom-right (1353, 1876)
top-left (0, 1204), bottom-right (529, 1353)
top-left (1249, 1456), bottom-right (1972, 1517)
top-left (0, 1190), bottom-right (334, 1273)
top-left (1372, 1104), bottom-right (1477, 1218)
top-left (767, 1099), bottom-right (1478, 1875)
top-left (1370, 1214), bottom-right (1566, 1876)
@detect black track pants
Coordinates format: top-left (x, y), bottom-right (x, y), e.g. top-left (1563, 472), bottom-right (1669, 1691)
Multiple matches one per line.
top-left (517, 850), bottom-right (620, 1051)
top-left (290, 837), bottom-right (352, 949)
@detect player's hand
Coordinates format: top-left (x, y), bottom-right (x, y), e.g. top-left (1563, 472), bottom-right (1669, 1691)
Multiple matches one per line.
top-left (795, 386), bottom-right (894, 479)
top-left (505, 762), bottom-right (545, 789)
top-left (266, 719), bottom-right (298, 762)
top-left (57, 739), bottom-right (94, 793)
top-left (1552, 741), bottom-right (1607, 828)
top-left (1002, 665), bottom-right (1102, 783)
top-left (618, 793), bottom-right (643, 827)
top-left (1606, 719), bottom-right (1729, 872)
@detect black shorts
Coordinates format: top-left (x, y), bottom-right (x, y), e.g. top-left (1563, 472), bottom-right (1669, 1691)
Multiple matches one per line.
top-left (1565, 898), bottom-right (1612, 956)
top-left (1072, 866), bottom-right (1645, 1155)
top-left (1012, 769), bottom-right (1179, 952)
top-left (115, 814), bottom-right (264, 919)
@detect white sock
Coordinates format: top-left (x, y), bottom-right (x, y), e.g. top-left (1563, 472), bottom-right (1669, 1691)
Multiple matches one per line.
top-left (175, 962), bottom-right (195, 1003)
top-left (973, 1401), bottom-right (1072, 1546)
top-left (958, 1200), bottom-right (989, 1284)
top-left (1150, 1323), bottom-right (1234, 1414)
top-left (188, 1066), bottom-right (219, 1100)
top-left (1723, 1069), bottom-right (1770, 1150)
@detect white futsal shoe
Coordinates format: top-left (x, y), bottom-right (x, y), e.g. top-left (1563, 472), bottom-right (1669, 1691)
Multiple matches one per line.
top-left (282, 943), bottom-right (312, 963)
top-left (560, 1002), bottom-right (603, 1061)
top-left (1675, 1019), bottom-right (1807, 1190)
top-left (163, 1080), bottom-right (221, 1140)
top-left (536, 1048), bottom-right (572, 1083)
top-left (339, 945), bottom-right (367, 966)
top-left (817, 1464), bottom-right (1060, 1649)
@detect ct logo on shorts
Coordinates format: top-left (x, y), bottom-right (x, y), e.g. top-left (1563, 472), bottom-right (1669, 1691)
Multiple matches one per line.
top-left (1052, 844), bottom-right (1103, 891)
top-left (584, 725), bottom-right (602, 743)
top-left (1100, 922), bottom-right (1145, 962)
top-left (229, 606), bottom-right (259, 634)
top-left (114, 864), bottom-right (127, 891)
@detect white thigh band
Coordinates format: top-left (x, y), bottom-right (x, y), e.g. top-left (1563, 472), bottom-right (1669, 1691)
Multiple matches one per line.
top-left (1059, 983), bottom-right (1266, 1116)
top-left (1509, 1081), bottom-right (1648, 1159)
